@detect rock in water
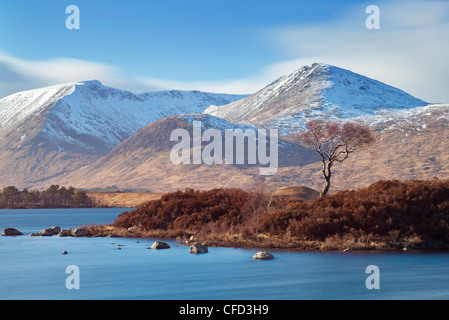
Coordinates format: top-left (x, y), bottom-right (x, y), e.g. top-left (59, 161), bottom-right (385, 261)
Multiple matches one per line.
top-left (1, 228), bottom-right (23, 236)
top-left (189, 242), bottom-right (208, 254)
top-left (151, 241), bottom-right (171, 250)
top-left (252, 251), bottom-right (275, 260)
top-left (57, 230), bottom-right (72, 237)
top-left (39, 226), bottom-right (61, 237)
top-left (72, 229), bottom-right (89, 237)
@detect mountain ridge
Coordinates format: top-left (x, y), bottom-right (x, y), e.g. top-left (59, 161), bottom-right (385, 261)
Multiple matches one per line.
top-left (0, 80), bottom-right (247, 188)
top-left (1, 64), bottom-right (447, 193)
top-left (42, 113), bottom-right (317, 191)
top-left (204, 63), bottom-right (429, 131)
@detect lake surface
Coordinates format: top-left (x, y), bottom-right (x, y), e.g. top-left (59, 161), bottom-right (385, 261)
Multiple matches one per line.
top-left (1, 208), bottom-right (449, 300)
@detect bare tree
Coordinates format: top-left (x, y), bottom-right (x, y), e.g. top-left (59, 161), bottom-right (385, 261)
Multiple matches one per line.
top-left (298, 120), bottom-right (375, 197)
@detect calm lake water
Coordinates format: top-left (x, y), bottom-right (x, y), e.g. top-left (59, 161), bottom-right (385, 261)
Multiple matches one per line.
top-left (1, 208), bottom-right (449, 300)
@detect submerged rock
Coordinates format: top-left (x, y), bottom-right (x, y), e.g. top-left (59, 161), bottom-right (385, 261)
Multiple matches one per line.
top-left (151, 241), bottom-right (171, 250)
top-left (252, 251), bottom-right (275, 260)
top-left (189, 242), bottom-right (208, 254)
top-left (1, 228), bottom-right (23, 236)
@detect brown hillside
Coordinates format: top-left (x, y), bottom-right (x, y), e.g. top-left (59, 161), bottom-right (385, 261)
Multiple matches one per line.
top-left (33, 105), bottom-right (449, 194)
top-left (87, 192), bottom-right (164, 208)
top-left (274, 186), bottom-right (320, 201)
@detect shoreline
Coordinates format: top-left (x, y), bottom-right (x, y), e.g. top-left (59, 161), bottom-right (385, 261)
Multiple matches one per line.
top-left (60, 225), bottom-right (448, 252)
top-left (4, 224), bottom-right (449, 252)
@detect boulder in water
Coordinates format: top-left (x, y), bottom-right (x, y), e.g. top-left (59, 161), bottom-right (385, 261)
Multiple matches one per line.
top-left (252, 251), bottom-right (275, 260)
top-left (189, 242), bottom-right (208, 254)
top-left (39, 226), bottom-right (61, 237)
top-left (1, 228), bottom-right (23, 236)
top-left (151, 241), bottom-right (171, 250)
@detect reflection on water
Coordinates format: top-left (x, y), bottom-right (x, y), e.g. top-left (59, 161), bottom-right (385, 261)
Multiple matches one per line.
top-left (1, 209), bottom-right (449, 300)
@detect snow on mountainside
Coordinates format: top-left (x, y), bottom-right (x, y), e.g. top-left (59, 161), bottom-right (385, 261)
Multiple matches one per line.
top-left (358, 103), bottom-right (449, 129)
top-left (0, 65), bottom-right (445, 191)
top-left (0, 81), bottom-right (246, 188)
top-left (0, 80), bottom-right (247, 155)
top-left (204, 63), bottom-right (429, 131)
top-left (0, 83), bottom-right (75, 134)
top-left (45, 113), bottom-right (317, 191)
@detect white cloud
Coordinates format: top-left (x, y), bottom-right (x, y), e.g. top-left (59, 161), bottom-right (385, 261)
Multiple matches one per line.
top-left (1, 0), bottom-right (448, 103)
top-left (0, 50), bottom-right (264, 98)
top-left (0, 50), bottom-right (276, 97)
top-left (0, 51), bottom-right (151, 98)
top-left (135, 67), bottom-right (286, 95)
top-left (262, 0), bottom-right (449, 103)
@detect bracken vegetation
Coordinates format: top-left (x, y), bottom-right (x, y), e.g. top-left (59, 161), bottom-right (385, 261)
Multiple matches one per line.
top-left (105, 179), bottom-right (449, 250)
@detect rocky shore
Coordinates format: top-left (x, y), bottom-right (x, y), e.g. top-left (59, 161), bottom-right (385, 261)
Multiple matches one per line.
top-left (1, 226), bottom-right (279, 260)
top-left (1, 224), bottom-right (423, 252)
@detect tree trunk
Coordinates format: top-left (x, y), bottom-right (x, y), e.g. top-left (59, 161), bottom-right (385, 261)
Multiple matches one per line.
top-left (320, 176), bottom-right (331, 197)
top-left (320, 162), bottom-right (333, 197)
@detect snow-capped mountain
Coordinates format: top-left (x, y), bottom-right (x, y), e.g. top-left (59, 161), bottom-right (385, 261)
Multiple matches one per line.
top-left (1, 65), bottom-right (447, 192)
top-left (204, 63), bottom-right (429, 131)
top-left (41, 102), bottom-right (449, 192)
top-left (0, 81), bottom-right (246, 187)
top-left (0, 80), bottom-right (246, 155)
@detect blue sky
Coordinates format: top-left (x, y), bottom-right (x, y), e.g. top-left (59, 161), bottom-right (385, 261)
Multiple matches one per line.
top-left (0, 0), bottom-right (448, 102)
top-left (0, 0), bottom-right (352, 80)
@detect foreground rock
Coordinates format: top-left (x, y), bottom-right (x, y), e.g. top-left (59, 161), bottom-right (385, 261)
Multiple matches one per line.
top-left (189, 242), bottom-right (208, 254)
top-left (252, 251), bottom-right (275, 260)
top-left (1, 228), bottom-right (23, 236)
top-left (29, 226), bottom-right (61, 237)
top-left (57, 229), bottom-right (72, 237)
top-left (39, 226), bottom-right (61, 237)
top-left (151, 241), bottom-right (171, 250)
top-left (72, 229), bottom-right (89, 237)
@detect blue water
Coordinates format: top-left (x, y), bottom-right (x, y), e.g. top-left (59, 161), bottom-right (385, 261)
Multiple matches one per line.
top-left (1, 209), bottom-right (449, 300)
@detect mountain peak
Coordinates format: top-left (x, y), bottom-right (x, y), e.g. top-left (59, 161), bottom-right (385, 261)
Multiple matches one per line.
top-left (204, 63), bottom-right (429, 130)
top-left (0, 80), bottom-right (247, 156)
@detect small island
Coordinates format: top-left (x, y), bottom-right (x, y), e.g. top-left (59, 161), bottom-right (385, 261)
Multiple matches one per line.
top-left (40, 178), bottom-right (449, 251)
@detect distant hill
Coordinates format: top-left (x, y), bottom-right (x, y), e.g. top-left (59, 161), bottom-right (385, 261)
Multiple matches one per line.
top-left (86, 191), bottom-right (164, 208)
top-left (45, 114), bottom-right (317, 192)
top-left (274, 186), bottom-right (320, 201)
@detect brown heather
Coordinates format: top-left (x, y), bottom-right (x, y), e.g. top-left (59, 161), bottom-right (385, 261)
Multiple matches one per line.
top-left (93, 179), bottom-right (449, 250)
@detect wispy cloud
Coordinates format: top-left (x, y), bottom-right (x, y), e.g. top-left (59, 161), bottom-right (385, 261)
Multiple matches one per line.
top-left (1, 0), bottom-right (448, 102)
top-left (0, 50), bottom-right (265, 98)
top-left (0, 51), bottom-right (138, 98)
top-left (262, 0), bottom-right (449, 103)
